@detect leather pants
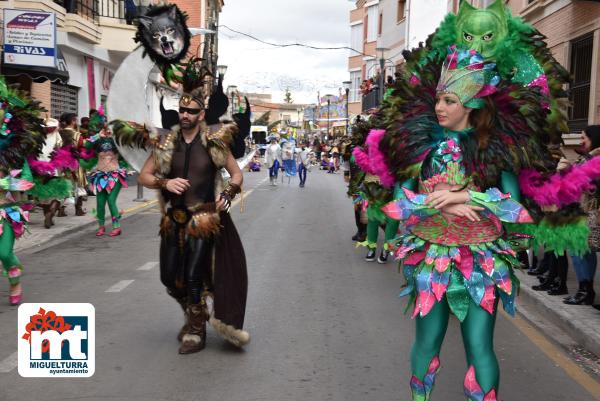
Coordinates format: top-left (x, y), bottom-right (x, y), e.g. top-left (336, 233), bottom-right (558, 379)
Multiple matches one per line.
top-left (160, 226), bottom-right (214, 304)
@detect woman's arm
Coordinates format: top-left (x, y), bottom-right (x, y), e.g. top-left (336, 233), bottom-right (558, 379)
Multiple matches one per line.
top-left (500, 170), bottom-right (520, 202)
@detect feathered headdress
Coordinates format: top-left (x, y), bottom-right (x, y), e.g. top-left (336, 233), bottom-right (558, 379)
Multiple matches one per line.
top-left (0, 77), bottom-right (46, 171)
top-left (179, 57), bottom-right (212, 108)
top-left (436, 46), bottom-right (500, 109)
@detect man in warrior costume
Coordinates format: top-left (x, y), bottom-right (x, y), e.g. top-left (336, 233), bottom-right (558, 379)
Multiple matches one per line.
top-left (135, 62), bottom-right (250, 354)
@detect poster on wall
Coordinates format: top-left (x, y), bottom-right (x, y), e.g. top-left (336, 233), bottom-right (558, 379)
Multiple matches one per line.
top-left (3, 9), bottom-right (56, 68)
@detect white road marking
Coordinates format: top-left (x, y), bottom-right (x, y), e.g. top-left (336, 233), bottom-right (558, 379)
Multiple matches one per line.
top-left (137, 262), bottom-right (158, 271)
top-left (231, 177), bottom-right (267, 209)
top-left (105, 280), bottom-right (135, 293)
top-left (0, 352), bottom-right (18, 373)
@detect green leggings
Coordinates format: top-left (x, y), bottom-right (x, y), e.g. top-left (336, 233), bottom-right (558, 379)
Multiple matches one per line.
top-left (0, 221), bottom-right (21, 285)
top-left (411, 297), bottom-right (499, 393)
top-left (96, 182), bottom-right (122, 227)
top-left (366, 217), bottom-right (400, 249)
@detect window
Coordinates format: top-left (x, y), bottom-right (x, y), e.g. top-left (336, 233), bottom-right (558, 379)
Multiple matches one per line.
top-left (367, 5), bottom-right (378, 42)
top-left (366, 59), bottom-right (378, 79)
top-left (350, 71), bottom-right (361, 103)
top-left (397, 0), bottom-right (406, 22)
top-left (569, 34), bottom-right (594, 132)
top-left (350, 24), bottom-right (363, 55)
top-left (51, 83), bottom-right (79, 119)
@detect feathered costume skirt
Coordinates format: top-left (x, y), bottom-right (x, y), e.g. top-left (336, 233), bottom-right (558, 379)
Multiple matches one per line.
top-left (383, 187), bottom-right (533, 321)
top-left (89, 168), bottom-right (128, 194)
top-left (0, 203), bottom-right (33, 239)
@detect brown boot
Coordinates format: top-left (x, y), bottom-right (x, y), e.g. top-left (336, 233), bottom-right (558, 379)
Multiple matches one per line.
top-left (178, 303), bottom-right (207, 354)
top-left (48, 200), bottom-right (59, 226)
top-left (175, 297), bottom-right (189, 342)
top-left (75, 197), bottom-right (86, 216)
top-left (42, 204), bottom-right (54, 229)
top-left (57, 205), bottom-right (67, 217)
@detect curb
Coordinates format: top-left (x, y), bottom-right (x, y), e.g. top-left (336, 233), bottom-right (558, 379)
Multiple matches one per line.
top-left (517, 271), bottom-right (600, 357)
top-left (17, 199), bottom-right (158, 256)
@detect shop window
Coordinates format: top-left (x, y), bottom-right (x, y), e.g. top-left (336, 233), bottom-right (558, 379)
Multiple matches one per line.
top-left (51, 83), bottom-right (79, 120)
top-left (568, 33), bottom-right (594, 132)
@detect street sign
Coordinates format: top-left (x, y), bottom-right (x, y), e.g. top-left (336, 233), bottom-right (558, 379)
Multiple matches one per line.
top-left (3, 9), bottom-right (56, 68)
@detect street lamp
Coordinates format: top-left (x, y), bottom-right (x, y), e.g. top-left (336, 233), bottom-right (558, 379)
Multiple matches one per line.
top-left (326, 98), bottom-right (331, 141)
top-left (228, 85), bottom-right (237, 118)
top-left (217, 65), bottom-right (227, 78)
top-left (343, 80), bottom-right (351, 136)
top-left (216, 65), bottom-right (227, 90)
top-left (376, 47), bottom-right (388, 103)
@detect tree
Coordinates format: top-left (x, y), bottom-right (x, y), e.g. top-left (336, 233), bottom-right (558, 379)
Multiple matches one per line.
top-left (284, 88), bottom-right (293, 104)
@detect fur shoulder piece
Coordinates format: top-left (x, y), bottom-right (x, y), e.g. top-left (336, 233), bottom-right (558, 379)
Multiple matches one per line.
top-left (202, 122), bottom-right (236, 168)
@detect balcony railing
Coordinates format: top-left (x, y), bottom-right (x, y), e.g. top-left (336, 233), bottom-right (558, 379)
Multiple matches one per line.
top-left (54, 0), bottom-right (143, 24)
top-left (361, 88), bottom-right (381, 113)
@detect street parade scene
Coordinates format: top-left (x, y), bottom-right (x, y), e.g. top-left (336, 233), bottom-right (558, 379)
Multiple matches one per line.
top-left (1, 0), bottom-right (600, 400)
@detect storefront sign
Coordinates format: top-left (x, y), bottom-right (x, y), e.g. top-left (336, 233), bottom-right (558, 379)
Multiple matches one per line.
top-left (3, 9), bottom-right (56, 68)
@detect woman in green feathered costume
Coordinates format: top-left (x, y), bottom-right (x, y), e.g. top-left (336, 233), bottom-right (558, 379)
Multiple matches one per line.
top-left (0, 76), bottom-right (46, 305)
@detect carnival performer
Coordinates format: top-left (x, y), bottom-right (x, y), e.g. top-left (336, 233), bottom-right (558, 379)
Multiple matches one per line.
top-left (28, 117), bottom-right (77, 228)
top-left (281, 138), bottom-right (297, 183)
top-left (113, 57), bottom-right (249, 354)
top-left (59, 112), bottom-right (87, 216)
top-left (84, 109), bottom-right (128, 237)
top-left (352, 127), bottom-right (399, 264)
top-left (0, 76), bottom-right (46, 305)
top-left (342, 119), bottom-right (367, 242)
top-left (265, 136), bottom-right (282, 186)
top-left (376, 45), bottom-right (555, 400)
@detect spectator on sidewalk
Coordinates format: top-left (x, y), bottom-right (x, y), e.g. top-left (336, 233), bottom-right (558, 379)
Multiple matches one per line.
top-left (563, 125), bottom-right (600, 306)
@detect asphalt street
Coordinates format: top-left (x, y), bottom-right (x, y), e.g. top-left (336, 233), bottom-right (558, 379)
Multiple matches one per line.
top-left (0, 169), bottom-right (597, 401)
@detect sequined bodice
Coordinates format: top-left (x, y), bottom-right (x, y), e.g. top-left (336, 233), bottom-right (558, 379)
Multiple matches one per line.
top-left (419, 127), bottom-right (473, 193)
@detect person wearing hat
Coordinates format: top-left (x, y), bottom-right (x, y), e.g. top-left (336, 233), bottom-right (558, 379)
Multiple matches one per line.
top-left (27, 117), bottom-right (76, 229)
top-left (131, 57), bottom-right (249, 354)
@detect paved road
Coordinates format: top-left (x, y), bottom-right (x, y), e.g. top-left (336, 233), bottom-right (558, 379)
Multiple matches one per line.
top-left (0, 169), bottom-right (597, 401)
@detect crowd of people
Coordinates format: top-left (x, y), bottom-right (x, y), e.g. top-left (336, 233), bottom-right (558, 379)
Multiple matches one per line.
top-left (27, 108), bottom-right (128, 236)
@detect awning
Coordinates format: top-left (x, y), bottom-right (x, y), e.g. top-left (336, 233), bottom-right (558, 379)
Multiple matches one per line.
top-left (1, 48), bottom-right (69, 84)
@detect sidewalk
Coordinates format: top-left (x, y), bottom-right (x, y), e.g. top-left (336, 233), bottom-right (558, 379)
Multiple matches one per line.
top-left (15, 177), bottom-right (158, 254)
top-left (518, 258), bottom-right (600, 358)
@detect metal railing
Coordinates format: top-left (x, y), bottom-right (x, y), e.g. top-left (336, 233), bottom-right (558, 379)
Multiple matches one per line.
top-left (54, 0), bottom-right (142, 23)
top-left (361, 88), bottom-right (381, 113)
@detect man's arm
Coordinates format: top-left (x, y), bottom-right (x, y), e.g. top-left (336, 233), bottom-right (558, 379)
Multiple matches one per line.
top-left (216, 151), bottom-right (244, 211)
top-left (138, 155), bottom-right (161, 189)
top-left (138, 154), bottom-right (190, 195)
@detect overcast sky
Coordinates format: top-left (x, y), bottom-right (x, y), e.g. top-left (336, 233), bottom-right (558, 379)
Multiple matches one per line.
top-left (217, 0), bottom-right (354, 104)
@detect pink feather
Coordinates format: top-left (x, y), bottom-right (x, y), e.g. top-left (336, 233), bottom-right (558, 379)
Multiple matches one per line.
top-left (79, 148), bottom-right (96, 160)
top-left (519, 156), bottom-right (600, 207)
top-left (52, 146), bottom-right (79, 171)
top-left (27, 157), bottom-right (57, 175)
top-left (365, 129), bottom-right (396, 188)
top-left (352, 146), bottom-right (374, 175)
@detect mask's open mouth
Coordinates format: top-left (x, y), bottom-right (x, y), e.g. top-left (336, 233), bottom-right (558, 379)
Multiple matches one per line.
top-left (161, 40), bottom-right (174, 55)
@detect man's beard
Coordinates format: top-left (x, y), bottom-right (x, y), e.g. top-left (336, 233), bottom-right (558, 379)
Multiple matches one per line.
top-left (180, 118), bottom-right (198, 129)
